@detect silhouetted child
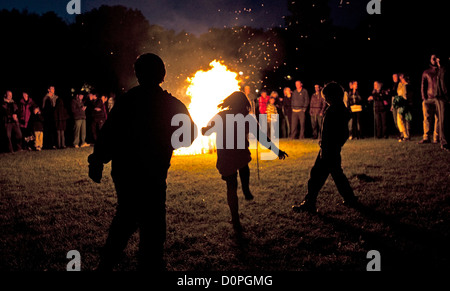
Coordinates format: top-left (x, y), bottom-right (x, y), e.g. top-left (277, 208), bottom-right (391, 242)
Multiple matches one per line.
top-left (202, 91), bottom-right (288, 232)
top-left (293, 82), bottom-right (358, 213)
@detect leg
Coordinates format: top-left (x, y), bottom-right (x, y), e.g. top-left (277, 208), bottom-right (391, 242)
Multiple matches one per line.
top-left (293, 151), bottom-right (330, 212)
top-left (223, 173), bottom-right (241, 230)
top-left (374, 112), bottom-right (381, 138)
top-left (73, 120), bottom-right (81, 146)
top-left (81, 119), bottom-right (87, 145)
top-left (304, 151), bottom-right (331, 205)
top-left (5, 123), bottom-right (13, 152)
top-left (329, 153), bottom-right (356, 204)
top-left (299, 111), bottom-right (306, 139)
top-left (422, 100), bottom-right (432, 140)
top-left (318, 115), bottom-right (323, 140)
top-left (290, 112), bottom-right (299, 139)
top-left (136, 182), bottom-right (167, 272)
top-left (238, 164), bottom-right (253, 200)
top-left (98, 203), bottom-right (139, 271)
top-left (355, 112), bottom-right (362, 138)
top-left (348, 117), bottom-right (353, 139)
top-left (381, 111), bottom-right (388, 138)
top-left (310, 115), bottom-right (318, 139)
top-left (433, 99), bottom-right (440, 143)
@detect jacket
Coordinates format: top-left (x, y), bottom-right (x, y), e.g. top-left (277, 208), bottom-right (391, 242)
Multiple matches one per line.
top-left (1, 98), bottom-right (19, 124)
top-left (309, 93), bottom-right (326, 116)
top-left (291, 88), bottom-right (310, 110)
top-left (71, 98), bottom-right (86, 120)
top-left (30, 110), bottom-right (45, 132)
top-left (19, 98), bottom-right (36, 128)
top-left (371, 90), bottom-right (389, 113)
top-left (258, 95), bottom-right (269, 114)
top-left (90, 85), bottom-right (196, 180)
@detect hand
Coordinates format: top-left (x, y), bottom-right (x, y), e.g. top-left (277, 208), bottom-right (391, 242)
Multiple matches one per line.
top-left (278, 150), bottom-right (288, 160)
top-left (368, 96), bottom-right (373, 101)
top-left (82, 106), bottom-right (87, 111)
top-left (201, 127), bottom-right (207, 135)
top-left (383, 101), bottom-right (388, 106)
top-left (94, 108), bottom-right (102, 112)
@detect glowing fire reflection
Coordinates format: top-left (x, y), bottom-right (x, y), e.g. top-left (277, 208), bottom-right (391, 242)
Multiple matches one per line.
top-left (174, 60), bottom-right (240, 156)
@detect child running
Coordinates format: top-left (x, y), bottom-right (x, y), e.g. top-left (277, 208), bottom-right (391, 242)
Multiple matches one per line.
top-left (202, 91), bottom-right (288, 232)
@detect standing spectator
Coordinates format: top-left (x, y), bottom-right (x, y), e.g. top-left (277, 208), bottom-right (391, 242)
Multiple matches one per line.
top-left (71, 92), bottom-right (89, 148)
top-left (290, 80), bottom-right (310, 139)
top-left (42, 86), bottom-right (58, 149)
top-left (419, 54), bottom-right (440, 144)
top-left (309, 84), bottom-right (327, 140)
top-left (282, 87), bottom-right (292, 138)
top-left (266, 94), bottom-right (278, 139)
top-left (54, 96), bottom-right (69, 149)
top-left (18, 91), bottom-right (36, 149)
top-left (89, 92), bottom-right (107, 144)
top-left (30, 106), bottom-right (44, 151)
top-left (258, 90), bottom-right (269, 115)
top-left (107, 92), bottom-right (116, 115)
top-left (389, 74), bottom-right (400, 137)
top-left (100, 95), bottom-right (109, 120)
top-left (347, 81), bottom-right (363, 140)
top-left (273, 90), bottom-right (287, 138)
top-left (243, 85), bottom-right (256, 115)
top-left (1, 91), bottom-right (22, 152)
top-left (368, 81), bottom-right (389, 139)
top-left (394, 74), bottom-right (412, 142)
top-left (436, 55), bottom-right (449, 151)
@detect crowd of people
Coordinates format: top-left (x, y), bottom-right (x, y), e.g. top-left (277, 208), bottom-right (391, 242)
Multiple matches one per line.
top-left (1, 55), bottom-right (448, 154)
top-left (0, 86), bottom-right (115, 153)
top-left (243, 54), bottom-right (448, 151)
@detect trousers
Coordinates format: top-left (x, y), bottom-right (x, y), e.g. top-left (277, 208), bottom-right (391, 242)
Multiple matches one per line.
top-left (304, 149), bottom-right (355, 204)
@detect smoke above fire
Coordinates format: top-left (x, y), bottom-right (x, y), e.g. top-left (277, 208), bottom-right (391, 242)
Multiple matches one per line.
top-left (138, 25), bottom-right (285, 107)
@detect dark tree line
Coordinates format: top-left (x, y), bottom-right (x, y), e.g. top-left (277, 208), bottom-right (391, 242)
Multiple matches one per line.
top-left (1, 0), bottom-right (448, 108)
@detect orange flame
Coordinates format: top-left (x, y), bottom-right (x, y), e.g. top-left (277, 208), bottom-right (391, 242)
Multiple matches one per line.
top-left (174, 60), bottom-right (240, 156)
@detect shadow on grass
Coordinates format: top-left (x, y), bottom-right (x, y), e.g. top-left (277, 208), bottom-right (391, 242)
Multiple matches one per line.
top-left (317, 204), bottom-right (450, 271)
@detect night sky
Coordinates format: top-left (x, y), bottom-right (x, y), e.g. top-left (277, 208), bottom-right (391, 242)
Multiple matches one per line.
top-left (0, 0), bottom-right (367, 35)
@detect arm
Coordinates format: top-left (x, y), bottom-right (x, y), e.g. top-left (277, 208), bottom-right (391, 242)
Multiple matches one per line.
top-left (421, 71), bottom-right (427, 100)
top-left (302, 90), bottom-right (310, 110)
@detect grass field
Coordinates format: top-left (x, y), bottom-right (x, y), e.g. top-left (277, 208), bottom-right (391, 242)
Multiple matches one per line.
top-left (1, 137), bottom-right (449, 271)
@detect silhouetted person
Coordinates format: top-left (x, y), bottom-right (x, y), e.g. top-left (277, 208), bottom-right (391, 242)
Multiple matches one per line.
top-left (1, 91), bottom-right (22, 152)
top-left (293, 82), bottom-right (358, 213)
top-left (88, 92), bottom-right (106, 144)
top-left (389, 74), bottom-right (400, 137)
top-left (290, 81), bottom-right (309, 139)
top-left (54, 97), bottom-right (69, 149)
top-left (368, 81), bottom-right (389, 139)
top-left (88, 53), bottom-right (197, 271)
top-left (18, 91), bottom-right (36, 149)
top-left (71, 91), bottom-right (89, 148)
top-left (309, 84), bottom-right (326, 140)
top-left (202, 91), bottom-right (287, 232)
top-left (42, 86), bottom-right (58, 149)
top-left (419, 54), bottom-right (440, 144)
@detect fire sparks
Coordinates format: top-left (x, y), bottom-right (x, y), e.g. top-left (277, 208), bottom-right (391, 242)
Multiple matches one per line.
top-left (174, 60), bottom-right (240, 156)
